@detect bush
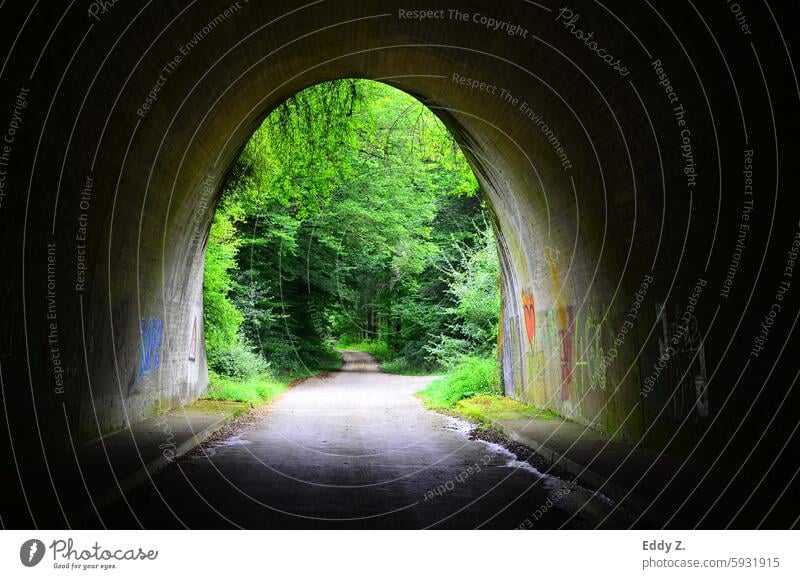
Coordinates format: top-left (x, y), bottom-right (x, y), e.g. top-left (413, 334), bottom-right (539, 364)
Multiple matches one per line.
top-left (207, 340), bottom-right (269, 379)
top-left (423, 335), bottom-right (473, 370)
top-left (418, 356), bottom-right (501, 408)
top-left (204, 371), bottom-right (286, 406)
top-left (380, 356), bottom-right (436, 375)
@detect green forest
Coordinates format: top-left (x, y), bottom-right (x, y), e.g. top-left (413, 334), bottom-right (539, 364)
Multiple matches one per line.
top-left (202, 79), bottom-right (503, 406)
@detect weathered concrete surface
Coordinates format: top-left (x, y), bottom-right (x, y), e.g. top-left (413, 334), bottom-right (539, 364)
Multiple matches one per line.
top-left (40, 400), bottom-right (248, 526)
top-left (0, 1), bottom-right (798, 527)
top-left (91, 351), bottom-right (633, 529)
top-left (483, 413), bottom-right (696, 527)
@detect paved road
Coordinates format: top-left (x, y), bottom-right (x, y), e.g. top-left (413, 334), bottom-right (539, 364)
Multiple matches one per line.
top-left (95, 351), bottom-right (632, 529)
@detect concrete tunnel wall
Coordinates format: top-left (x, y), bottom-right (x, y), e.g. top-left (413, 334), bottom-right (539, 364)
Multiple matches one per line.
top-left (0, 0), bottom-right (797, 458)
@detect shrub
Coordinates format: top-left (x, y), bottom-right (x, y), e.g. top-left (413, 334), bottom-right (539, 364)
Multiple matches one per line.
top-left (418, 356), bottom-right (502, 408)
top-left (380, 356), bottom-right (436, 375)
top-left (207, 340), bottom-right (269, 379)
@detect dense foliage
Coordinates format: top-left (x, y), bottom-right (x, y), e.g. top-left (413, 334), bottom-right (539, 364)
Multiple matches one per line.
top-left (203, 79), bottom-right (500, 380)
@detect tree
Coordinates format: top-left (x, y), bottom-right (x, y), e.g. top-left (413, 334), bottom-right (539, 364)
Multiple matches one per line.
top-left (203, 79), bottom-right (499, 376)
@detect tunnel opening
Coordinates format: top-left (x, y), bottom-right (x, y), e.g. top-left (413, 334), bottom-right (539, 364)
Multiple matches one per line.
top-left (200, 78), bottom-right (508, 403)
top-left (190, 75), bottom-right (647, 448)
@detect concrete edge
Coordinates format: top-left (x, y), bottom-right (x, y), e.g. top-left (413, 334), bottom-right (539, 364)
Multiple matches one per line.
top-left (92, 412), bottom-right (239, 513)
top-left (488, 417), bottom-right (669, 527)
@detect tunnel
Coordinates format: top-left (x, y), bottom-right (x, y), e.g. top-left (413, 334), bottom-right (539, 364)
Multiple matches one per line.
top-left (0, 1), bottom-right (797, 528)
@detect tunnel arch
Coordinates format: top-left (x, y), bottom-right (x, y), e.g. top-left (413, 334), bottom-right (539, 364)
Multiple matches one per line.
top-left (123, 48), bottom-right (629, 446)
top-left (1, 0), bottom-right (794, 469)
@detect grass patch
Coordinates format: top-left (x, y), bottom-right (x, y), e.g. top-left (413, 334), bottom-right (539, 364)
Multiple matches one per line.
top-left (454, 395), bottom-right (558, 425)
top-left (203, 371), bottom-right (289, 407)
top-left (203, 351), bottom-right (342, 407)
top-left (380, 356), bottom-right (438, 376)
top-left (417, 356), bottom-right (559, 427)
top-left (418, 356), bottom-right (501, 408)
top-left (183, 399), bottom-right (251, 417)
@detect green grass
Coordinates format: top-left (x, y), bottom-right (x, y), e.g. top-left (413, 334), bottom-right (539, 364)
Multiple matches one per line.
top-left (338, 339), bottom-right (395, 362)
top-left (203, 350), bottom-right (343, 407)
top-left (183, 399), bottom-right (251, 417)
top-left (417, 356), bottom-right (558, 426)
top-left (380, 356), bottom-right (438, 375)
top-left (418, 356), bottom-right (502, 408)
top-left (203, 371), bottom-right (289, 407)
top-left (453, 395), bottom-right (558, 425)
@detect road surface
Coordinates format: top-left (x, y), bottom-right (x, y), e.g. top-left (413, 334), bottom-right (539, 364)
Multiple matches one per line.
top-left (95, 351), bottom-right (632, 529)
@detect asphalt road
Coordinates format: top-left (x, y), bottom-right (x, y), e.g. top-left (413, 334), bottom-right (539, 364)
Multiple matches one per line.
top-left (95, 351), bottom-right (632, 529)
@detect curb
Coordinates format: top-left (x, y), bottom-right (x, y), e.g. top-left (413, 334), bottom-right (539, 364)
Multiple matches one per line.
top-left (92, 412), bottom-right (239, 513)
top-left (488, 417), bottom-right (668, 527)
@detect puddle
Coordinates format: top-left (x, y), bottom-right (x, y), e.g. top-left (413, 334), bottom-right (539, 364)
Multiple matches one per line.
top-left (191, 435), bottom-right (252, 459)
top-left (442, 414), bottom-right (625, 512)
top-left (442, 416), bottom-right (474, 437)
top-left (443, 415), bottom-right (560, 489)
top-left (476, 440), bottom-right (551, 478)
top-left (217, 435), bottom-right (252, 447)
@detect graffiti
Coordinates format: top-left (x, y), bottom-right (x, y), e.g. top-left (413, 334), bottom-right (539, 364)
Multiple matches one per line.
top-left (577, 305), bottom-right (607, 390)
top-left (545, 247), bottom-right (575, 400)
top-left (530, 244), bottom-right (559, 288)
top-left (521, 290), bottom-right (536, 349)
top-left (138, 317), bottom-right (163, 380)
top-left (559, 307), bottom-right (575, 400)
top-left (655, 302), bottom-right (709, 421)
top-left (188, 317), bottom-right (197, 361)
top-left (525, 349), bottom-right (546, 403)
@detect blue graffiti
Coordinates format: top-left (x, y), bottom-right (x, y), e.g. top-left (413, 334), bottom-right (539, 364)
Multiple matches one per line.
top-left (138, 317), bottom-right (163, 379)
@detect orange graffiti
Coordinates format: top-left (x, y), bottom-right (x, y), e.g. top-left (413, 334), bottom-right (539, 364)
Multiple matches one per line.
top-left (522, 290), bottom-right (536, 349)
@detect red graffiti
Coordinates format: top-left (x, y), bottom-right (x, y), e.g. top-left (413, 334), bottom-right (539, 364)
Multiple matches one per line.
top-left (522, 290), bottom-right (536, 348)
top-left (189, 317), bottom-right (197, 361)
top-left (559, 308), bottom-right (575, 400)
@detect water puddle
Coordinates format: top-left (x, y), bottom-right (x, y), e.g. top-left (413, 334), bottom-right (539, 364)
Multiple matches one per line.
top-left (442, 414), bottom-right (627, 522)
top-left (192, 435), bottom-right (252, 459)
